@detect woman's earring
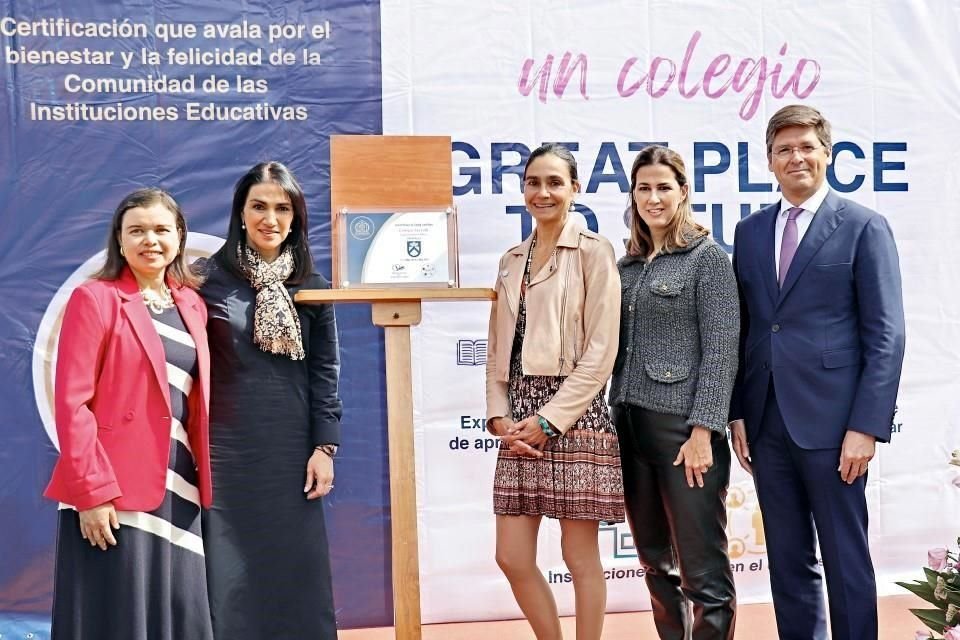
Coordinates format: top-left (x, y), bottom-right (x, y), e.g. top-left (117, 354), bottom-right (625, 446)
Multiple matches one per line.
top-left (569, 201), bottom-right (576, 211)
top-left (241, 221), bottom-right (246, 230)
top-left (119, 246), bottom-right (124, 257)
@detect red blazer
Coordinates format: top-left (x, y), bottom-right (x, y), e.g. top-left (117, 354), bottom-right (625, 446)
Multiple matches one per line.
top-left (44, 268), bottom-right (212, 511)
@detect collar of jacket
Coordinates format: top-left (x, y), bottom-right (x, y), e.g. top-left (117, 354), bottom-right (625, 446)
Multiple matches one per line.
top-left (507, 215), bottom-right (586, 258)
top-left (619, 229), bottom-right (709, 267)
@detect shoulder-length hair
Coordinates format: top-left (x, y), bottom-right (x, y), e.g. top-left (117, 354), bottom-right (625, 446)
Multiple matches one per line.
top-left (626, 145), bottom-right (708, 257)
top-left (92, 187), bottom-right (200, 288)
top-left (216, 161), bottom-right (314, 285)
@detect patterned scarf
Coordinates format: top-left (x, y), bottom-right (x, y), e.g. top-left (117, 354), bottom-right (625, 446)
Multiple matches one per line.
top-left (240, 244), bottom-right (305, 360)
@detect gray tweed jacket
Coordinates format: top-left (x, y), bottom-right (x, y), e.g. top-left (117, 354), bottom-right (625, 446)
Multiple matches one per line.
top-left (608, 234), bottom-right (740, 433)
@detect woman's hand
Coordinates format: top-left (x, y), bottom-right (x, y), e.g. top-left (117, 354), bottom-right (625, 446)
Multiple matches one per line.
top-left (502, 415), bottom-right (549, 458)
top-left (304, 450), bottom-right (334, 500)
top-left (488, 416), bottom-right (514, 437)
top-left (673, 425), bottom-right (714, 488)
top-left (490, 417), bottom-right (541, 458)
top-left (78, 502), bottom-right (119, 550)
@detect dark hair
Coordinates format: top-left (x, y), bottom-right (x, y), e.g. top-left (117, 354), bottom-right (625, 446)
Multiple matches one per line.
top-left (765, 104), bottom-right (832, 155)
top-left (217, 161), bottom-right (314, 285)
top-left (93, 187), bottom-right (200, 288)
top-left (523, 143), bottom-right (579, 183)
top-left (626, 145), bottom-right (707, 257)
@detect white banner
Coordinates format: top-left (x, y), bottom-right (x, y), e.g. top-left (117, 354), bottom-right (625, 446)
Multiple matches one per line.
top-left (385, 0), bottom-right (960, 624)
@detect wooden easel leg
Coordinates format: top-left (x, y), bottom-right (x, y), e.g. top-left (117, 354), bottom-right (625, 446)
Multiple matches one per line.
top-left (374, 302), bottom-right (423, 640)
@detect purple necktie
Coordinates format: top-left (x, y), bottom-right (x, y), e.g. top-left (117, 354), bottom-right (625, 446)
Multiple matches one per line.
top-left (778, 207), bottom-right (803, 287)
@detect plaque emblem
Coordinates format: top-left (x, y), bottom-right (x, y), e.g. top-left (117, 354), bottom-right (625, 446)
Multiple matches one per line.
top-left (349, 216), bottom-right (374, 240)
top-left (406, 240), bottom-right (422, 257)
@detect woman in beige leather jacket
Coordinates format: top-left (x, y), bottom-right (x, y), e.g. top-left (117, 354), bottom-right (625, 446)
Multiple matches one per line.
top-left (485, 143), bottom-right (623, 640)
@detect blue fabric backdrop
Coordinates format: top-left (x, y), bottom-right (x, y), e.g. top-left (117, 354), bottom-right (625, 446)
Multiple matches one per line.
top-left (0, 0), bottom-right (393, 634)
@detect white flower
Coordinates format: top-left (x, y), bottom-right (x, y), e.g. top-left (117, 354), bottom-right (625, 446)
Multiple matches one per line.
top-left (936, 576), bottom-right (950, 601)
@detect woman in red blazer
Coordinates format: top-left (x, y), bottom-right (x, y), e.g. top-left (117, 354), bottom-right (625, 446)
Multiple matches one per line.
top-left (44, 188), bottom-right (213, 640)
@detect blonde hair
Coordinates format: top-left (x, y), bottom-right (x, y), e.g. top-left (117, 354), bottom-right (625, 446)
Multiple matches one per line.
top-left (626, 145), bottom-right (707, 257)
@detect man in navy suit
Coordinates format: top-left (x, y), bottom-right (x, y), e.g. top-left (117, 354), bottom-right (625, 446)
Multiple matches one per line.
top-left (729, 105), bottom-right (905, 640)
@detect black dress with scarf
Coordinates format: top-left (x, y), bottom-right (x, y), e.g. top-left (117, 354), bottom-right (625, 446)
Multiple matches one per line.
top-left (195, 255), bottom-right (343, 640)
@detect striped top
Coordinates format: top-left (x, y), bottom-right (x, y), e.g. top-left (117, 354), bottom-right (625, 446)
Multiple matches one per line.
top-left (60, 305), bottom-right (204, 555)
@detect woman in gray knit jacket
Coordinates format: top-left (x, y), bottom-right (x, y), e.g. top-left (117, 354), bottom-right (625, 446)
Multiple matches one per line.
top-left (609, 145), bottom-right (740, 640)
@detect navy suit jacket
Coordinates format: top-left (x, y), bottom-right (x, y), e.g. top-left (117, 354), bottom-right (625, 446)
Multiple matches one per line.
top-left (730, 190), bottom-right (905, 449)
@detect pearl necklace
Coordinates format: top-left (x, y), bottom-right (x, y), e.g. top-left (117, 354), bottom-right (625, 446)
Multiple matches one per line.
top-left (140, 284), bottom-right (175, 314)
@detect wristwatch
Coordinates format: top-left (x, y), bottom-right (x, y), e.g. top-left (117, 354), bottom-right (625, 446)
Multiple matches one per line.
top-left (315, 444), bottom-right (338, 459)
top-left (537, 415), bottom-right (558, 438)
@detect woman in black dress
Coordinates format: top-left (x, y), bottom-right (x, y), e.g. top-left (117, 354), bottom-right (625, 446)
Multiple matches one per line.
top-left (197, 162), bottom-right (343, 639)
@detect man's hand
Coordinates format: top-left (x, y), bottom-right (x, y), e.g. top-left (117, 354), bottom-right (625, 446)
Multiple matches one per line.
top-left (839, 430), bottom-right (875, 484)
top-left (729, 419), bottom-right (752, 475)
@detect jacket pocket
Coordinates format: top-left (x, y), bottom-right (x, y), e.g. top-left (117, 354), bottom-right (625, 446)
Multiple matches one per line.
top-left (644, 362), bottom-right (690, 383)
top-left (649, 278), bottom-right (684, 298)
top-left (822, 347), bottom-right (860, 369)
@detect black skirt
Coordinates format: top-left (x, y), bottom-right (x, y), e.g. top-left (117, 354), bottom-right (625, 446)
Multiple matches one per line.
top-left (51, 305), bottom-right (212, 640)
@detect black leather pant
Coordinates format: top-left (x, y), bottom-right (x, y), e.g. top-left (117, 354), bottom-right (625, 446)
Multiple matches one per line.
top-left (614, 404), bottom-right (736, 640)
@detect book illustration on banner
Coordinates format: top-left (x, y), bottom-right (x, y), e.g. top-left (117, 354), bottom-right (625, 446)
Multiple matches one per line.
top-left (456, 339), bottom-right (487, 366)
top-left (338, 207), bottom-right (459, 288)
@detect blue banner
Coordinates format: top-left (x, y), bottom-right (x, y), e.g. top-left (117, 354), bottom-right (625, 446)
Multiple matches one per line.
top-left (0, 0), bottom-right (391, 633)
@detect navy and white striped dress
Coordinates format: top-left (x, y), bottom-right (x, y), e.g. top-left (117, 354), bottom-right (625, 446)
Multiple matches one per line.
top-left (52, 305), bottom-right (213, 640)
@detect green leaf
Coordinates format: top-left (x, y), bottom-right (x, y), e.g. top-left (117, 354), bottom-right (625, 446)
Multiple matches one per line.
top-left (925, 567), bottom-right (945, 588)
top-left (949, 588), bottom-right (960, 607)
top-left (897, 580), bottom-right (939, 605)
top-left (911, 607), bottom-right (947, 634)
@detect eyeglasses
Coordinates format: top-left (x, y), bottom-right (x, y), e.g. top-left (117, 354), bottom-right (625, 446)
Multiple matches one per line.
top-left (772, 144), bottom-right (824, 159)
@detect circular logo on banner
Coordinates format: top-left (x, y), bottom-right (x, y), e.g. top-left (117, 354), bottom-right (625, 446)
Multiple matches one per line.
top-left (32, 233), bottom-right (225, 449)
top-left (349, 216), bottom-right (374, 240)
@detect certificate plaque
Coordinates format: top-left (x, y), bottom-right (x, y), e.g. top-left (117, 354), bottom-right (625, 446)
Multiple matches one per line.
top-left (337, 207), bottom-right (459, 288)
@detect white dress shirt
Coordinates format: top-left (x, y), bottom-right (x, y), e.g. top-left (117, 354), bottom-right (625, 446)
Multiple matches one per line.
top-left (774, 180), bottom-right (830, 279)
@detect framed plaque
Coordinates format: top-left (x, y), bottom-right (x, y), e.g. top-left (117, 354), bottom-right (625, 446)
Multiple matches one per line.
top-left (337, 206), bottom-right (459, 288)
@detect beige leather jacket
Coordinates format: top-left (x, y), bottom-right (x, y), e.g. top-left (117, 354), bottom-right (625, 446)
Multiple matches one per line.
top-left (485, 219), bottom-right (621, 434)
